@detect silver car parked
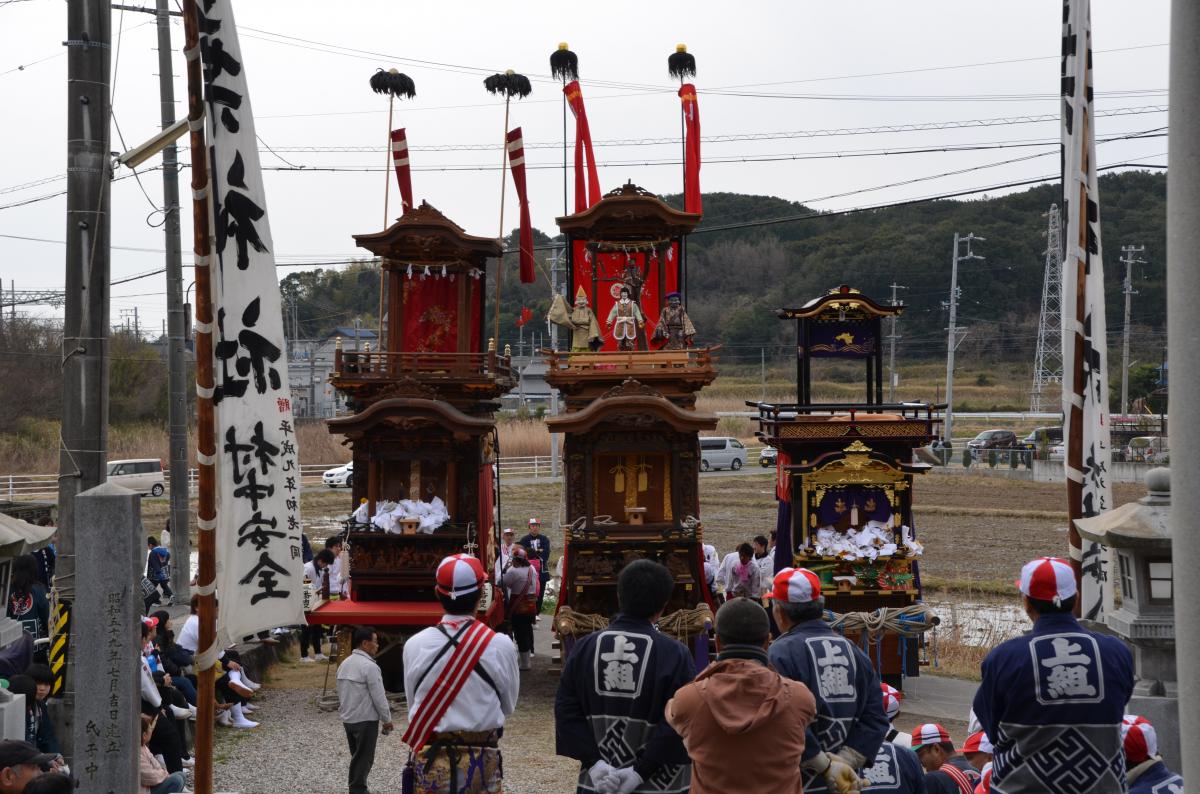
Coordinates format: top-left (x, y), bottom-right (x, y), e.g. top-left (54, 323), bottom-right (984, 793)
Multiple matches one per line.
top-left (699, 437), bottom-right (747, 471)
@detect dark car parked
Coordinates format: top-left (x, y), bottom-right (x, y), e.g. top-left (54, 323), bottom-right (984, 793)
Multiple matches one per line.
top-left (967, 429), bottom-right (1018, 450)
top-left (1020, 426), bottom-right (1063, 450)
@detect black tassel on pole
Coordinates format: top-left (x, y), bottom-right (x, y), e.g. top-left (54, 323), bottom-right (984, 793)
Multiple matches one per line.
top-left (550, 42), bottom-right (579, 81)
top-left (370, 68), bottom-right (416, 99)
top-left (668, 43), bottom-right (696, 80)
top-left (484, 69), bottom-right (533, 99)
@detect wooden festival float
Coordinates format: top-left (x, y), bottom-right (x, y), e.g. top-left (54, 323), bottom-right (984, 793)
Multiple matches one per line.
top-left (306, 202), bottom-right (513, 689)
top-left (544, 183), bottom-right (720, 669)
top-left (751, 285), bottom-right (941, 687)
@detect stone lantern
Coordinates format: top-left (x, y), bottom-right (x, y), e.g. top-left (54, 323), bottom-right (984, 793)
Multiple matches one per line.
top-left (1076, 466), bottom-right (1177, 766)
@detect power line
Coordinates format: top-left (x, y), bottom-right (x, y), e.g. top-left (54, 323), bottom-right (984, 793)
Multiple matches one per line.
top-left (258, 105), bottom-right (1167, 152)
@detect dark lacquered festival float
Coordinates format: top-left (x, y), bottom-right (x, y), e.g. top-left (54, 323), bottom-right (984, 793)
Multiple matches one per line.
top-left (751, 285), bottom-right (942, 688)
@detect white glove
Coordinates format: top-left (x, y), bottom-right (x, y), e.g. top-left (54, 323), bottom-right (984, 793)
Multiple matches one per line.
top-left (835, 745), bottom-right (868, 771)
top-left (802, 751), bottom-right (865, 794)
top-left (608, 767), bottom-right (644, 794)
top-left (587, 760), bottom-right (618, 791)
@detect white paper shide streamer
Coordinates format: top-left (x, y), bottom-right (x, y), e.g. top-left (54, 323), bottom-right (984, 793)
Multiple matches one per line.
top-left (200, 0), bottom-right (305, 644)
top-left (1061, 0), bottom-right (1113, 622)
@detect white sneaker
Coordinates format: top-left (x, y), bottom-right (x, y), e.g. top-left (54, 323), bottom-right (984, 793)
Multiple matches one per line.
top-left (170, 704), bottom-right (191, 720)
top-left (313, 653), bottom-right (328, 662)
top-left (519, 651), bottom-right (532, 671)
top-left (188, 705), bottom-right (197, 721)
top-left (181, 757), bottom-right (195, 769)
top-left (242, 703), bottom-right (257, 713)
top-left (240, 673), bottom-right (262, 690)
top-left (216, 710), bottom-right (232, 727)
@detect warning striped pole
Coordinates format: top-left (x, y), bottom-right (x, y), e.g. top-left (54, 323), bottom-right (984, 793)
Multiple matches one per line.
top-left (49, 602), bottom-right (70, 696)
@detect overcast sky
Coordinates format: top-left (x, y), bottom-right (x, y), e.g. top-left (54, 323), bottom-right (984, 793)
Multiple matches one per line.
top-left (0, 0), bottom-right (1170, 336)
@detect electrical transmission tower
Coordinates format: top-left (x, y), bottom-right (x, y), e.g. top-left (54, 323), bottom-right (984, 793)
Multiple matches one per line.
top-left (1030, 204), bottom-right (1064, 412)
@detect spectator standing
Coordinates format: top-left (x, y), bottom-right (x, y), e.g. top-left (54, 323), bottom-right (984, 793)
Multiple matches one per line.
top-left (336, 628), bottom-right (393, 794)
top-left (325, 535), bottom-right (348, 597)
top-left (0, 740), bottom-right (52, 793)
top-left (145, 538), bottom-right (173, 607)
top-left (971, 557), bottom-right (1133, 792)
top-left (6, 557), bottom-right (49, 658)
top-left (766, 567), bottom-right (886, 793)
top-left (751, 535), bottom-right (773, 597)
top-left (518, 518), bottom-right (551, 613)
top-left (30, 527), bottom-right (54, 590)
top-left (501, 546), bottom-right (538, 671)
top-left (401, 555), bottom-right (519, 792)
top-left (19, 667), bottom-right (59, 755)
top-left (665, 598), bottom-right (815, 793)
top-left (715, 543), bottom-right (761, 601)
top-left (300, 549), bottom-right (336, 662)
top-left (1122, 715), bottom-right (1183, 793)
top-left (555, 559), bottom-right (693, 794)
top-left (911, 724), bottom-right (980, 794)
top-left (494, 528), bottom-right (517, 585)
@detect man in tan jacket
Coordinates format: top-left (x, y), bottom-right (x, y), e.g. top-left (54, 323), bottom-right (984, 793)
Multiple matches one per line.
top-left (665, 598), bottom-right (816, 793)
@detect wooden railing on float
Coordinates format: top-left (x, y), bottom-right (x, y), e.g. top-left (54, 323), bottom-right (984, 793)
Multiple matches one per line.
top-left (332, 349), bottom-right (512, 381)
top-left (542, 345), bottom-right (720, 372)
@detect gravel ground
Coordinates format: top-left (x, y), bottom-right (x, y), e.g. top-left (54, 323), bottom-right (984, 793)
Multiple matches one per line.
top-left (213, 619), bottom-right (579, 793)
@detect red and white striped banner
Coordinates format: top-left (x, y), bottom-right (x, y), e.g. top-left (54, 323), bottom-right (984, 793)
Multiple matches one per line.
top-left (390, 128), bottom-right (414, 214)
top-left (506, 127), bottom-right (536, 284)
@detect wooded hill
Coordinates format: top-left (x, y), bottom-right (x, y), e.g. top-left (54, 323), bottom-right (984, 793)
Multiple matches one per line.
top-left (281, 170), bottom-right (1167, 369)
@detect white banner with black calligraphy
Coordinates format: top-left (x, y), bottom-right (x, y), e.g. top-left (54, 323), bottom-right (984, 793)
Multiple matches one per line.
top-left (200, 0), bottom-right (304, 644)
top-left (1061, 0), bottom-right (1113, 622)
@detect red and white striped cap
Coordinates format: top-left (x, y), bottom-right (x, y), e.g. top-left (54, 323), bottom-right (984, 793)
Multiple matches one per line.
top-left (1122, 714), bottom-right (1158, 764)
top-left (764, 567), bottom-right (823, 603)
top-left (881, 683), bottom-right (902, 721)
top-left (959, 730), bottom-right (994, 754)
top-left (435, 554), bottom-right (486, 599)
top-left (1017, 556), bottom-right (1076, 604)
top-left (911, 723), bottom-right (951, 750)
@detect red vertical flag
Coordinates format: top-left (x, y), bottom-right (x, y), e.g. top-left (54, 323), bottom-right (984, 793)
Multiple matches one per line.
top-left (679, 83), bottom-right (702, 214)
top-left (506, 127), bottom-right (536, 284)
top-left (563, 80), bottom-right (601, 212)
top-left (390, 128), bottom-right (414, 214)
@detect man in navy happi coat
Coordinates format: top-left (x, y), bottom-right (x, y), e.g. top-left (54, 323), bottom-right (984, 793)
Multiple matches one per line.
top-left (555, 560), bottom-right (693, 794)
top-left (972, 556), bottom-right (1133, 793)
top-left (1122, 715), bottom-right (1183, 793)
top-left (767, 567), bottom-right (886, 793)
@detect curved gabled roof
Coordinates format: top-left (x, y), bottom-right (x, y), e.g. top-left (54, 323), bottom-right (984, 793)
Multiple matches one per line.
top-left (327, 397), bottom-right (494, 436)
top-left (545, 393), bottom-right (717, 434)
top-left (354, 201), bottom-right (501, 264)
top-left (777, 285), bottom-right (903, 320)
top-left (556, 182), bottom-right (701, 240)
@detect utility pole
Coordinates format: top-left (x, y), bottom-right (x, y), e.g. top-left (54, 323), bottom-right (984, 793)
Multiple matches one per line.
top-left (942, 233), bottom-right (983, 446)
top-left (58, 0), bottom-right (113, 761)
top-left (886, 282), bottom-right (906, 401)
top-left (1119, 244), bottom-right (1146, 414)
top-left (155, 0), bottom-right (191, 602)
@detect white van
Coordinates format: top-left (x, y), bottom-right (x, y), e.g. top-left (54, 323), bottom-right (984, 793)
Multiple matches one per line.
top-left (107, 458), bottom-right (165, 496)
top-left (699, 437), bottom-right (747, 471)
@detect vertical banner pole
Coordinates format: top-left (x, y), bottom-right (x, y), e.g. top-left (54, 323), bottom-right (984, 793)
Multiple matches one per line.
top-left (379, 94), bottom-right (393, 344)
top-left (181, 2), bottom-right (217, 792)
top-left (494, 97), bottom-right (511, 344)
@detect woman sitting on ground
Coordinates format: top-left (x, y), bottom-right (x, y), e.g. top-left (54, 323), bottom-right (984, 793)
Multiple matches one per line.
top-left (139, 714), bottom-right (187, 794)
